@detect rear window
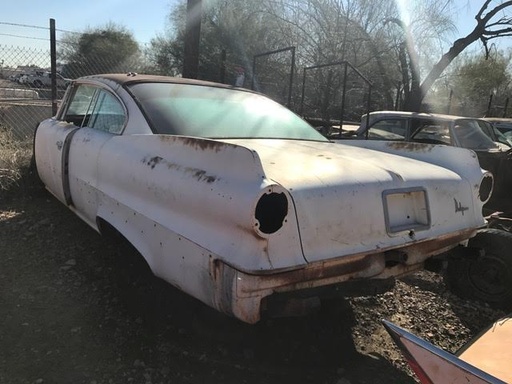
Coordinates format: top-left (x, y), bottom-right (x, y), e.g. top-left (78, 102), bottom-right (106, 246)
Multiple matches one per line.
top-left (128, 82), bottom-right (327, 141)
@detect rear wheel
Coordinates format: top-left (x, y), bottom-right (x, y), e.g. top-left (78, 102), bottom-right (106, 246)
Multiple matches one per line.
top-left (446, 228), bottom-right (512, 309)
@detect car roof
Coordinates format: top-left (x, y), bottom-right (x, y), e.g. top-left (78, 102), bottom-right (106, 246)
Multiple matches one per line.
top-left (364, 110), bottom-right (471, 121)
top-left (358, 110), bottom-right (485, 133)
top-left (484, 117), bottom-right (512, 123)
top-left (79, 73), bottom-right (245, 91)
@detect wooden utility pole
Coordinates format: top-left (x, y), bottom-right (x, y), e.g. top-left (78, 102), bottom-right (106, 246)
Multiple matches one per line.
top-left (183, 0), bottom-right (202, 79)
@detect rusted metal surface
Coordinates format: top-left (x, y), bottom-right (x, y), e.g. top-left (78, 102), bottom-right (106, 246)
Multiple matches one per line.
top-left (386, 141), bottom-right (436, 152)
top-left (34, 75), bottom-right (491, 323)
top-left (180, 137), bottom-right (229, 152)
top-left (212, 228), bottom-right (475, 323)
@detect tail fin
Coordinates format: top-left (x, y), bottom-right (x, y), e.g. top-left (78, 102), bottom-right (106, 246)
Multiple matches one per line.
top-left (381, 320), bottom-right (505, 384)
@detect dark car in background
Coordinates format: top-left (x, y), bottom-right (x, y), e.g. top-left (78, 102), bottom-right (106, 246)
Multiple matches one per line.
top-left (485, 117), bottom-right (512, 144)
top-left (353, 111), bottom-right (512, 213)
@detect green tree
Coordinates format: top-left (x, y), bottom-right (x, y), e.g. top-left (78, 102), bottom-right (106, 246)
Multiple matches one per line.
top-left (59, 23), bottom-right (141, 78)
top-left (449, 51), bottom-right (512, 116)
top-left (148, 0), bottom-right (290, 84)
top-left (152, 0), bottom-right (512, 118)
top-left (144, 35), bottom-right (183, 76)
top-left (390, 0), bottom-right (512, 111)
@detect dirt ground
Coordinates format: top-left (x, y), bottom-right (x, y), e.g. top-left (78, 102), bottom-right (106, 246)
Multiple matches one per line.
top-left (0, 183), bottom-right (505, 384)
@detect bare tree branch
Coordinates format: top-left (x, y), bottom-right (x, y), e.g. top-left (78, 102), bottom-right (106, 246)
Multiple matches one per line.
top-left (413, 0), bottom-right (512, 110)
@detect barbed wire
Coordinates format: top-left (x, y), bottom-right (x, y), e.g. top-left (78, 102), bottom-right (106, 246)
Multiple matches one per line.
top-left (0, 33), bottom-right (50, 42)
top-left (0, 21), bottom-right (77, 34)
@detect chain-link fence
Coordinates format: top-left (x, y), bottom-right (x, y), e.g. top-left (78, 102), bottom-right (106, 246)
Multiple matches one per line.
top-left (0, 20), bottom-right (374, 144)
top-left (0, 18), bottom-right (166, 141)
top-left (0, 45), bottom-right (53, 140)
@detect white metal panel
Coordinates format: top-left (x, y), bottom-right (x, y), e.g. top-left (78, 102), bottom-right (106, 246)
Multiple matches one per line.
top-left (67, 127), bottom-right (113, 227)
top-left (95, 135), bottom-right (307, 272)
top-left (225, 139), bottom-right (486, 263)
top-left (34, 118), bottom-right (77, 204)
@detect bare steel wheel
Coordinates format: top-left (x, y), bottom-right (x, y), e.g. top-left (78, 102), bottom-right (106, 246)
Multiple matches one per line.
top-left (446, 228), bottom-right (512, 309)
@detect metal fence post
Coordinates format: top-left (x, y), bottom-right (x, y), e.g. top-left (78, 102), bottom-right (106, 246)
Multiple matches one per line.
top-left (50, 18), bottom-right (57, 116)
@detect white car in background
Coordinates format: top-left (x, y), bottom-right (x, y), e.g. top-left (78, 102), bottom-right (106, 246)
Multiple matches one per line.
top-left (17, 74), bottom-right (29, 84)
top-left (28, 71), bottom-right (70, 88)
top-left (34, 74), bottom-right (491, 323)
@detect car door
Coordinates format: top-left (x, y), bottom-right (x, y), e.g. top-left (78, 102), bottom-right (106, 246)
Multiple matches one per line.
top-left (34, 117), bottom-right (79, 205)
top-left (64, 85), bottom-right (127, 227)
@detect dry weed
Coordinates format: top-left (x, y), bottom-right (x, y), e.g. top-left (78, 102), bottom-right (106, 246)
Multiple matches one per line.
top-left (0, 126), bottom-right (32, 191)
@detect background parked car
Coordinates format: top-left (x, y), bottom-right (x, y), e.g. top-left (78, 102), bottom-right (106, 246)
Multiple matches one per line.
top-left (480, 117), bottom-right (512, 147)
top-left (17, 73), bottom-right (29, 84)
top-left (27, 71), bottom-right (70, 88)
top-left (485, 117), bottom-right (512, 143)
top-left (352, 111), bottom-right (512, 214)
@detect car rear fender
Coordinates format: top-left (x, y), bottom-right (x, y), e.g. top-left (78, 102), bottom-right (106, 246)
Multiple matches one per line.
top-left (95, 135), bottom-right (307, 272)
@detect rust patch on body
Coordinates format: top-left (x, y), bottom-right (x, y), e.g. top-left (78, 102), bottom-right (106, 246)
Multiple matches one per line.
top-left (387, 142), bottom-right (435, 152)
top-left (157, 135), bottom-right (229, 152)
top-left (181, 137), bottom-right (230, 152)
top-left (242, 228), bottom-right (476, 293)
top-left (141, 155), bottom-right (218, 183)
top-left (193, 170), bottom-right (217, 183)
top-left (142, 156), bottom-right (164, 169)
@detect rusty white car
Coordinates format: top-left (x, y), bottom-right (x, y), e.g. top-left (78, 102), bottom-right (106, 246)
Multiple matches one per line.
top-left (34, 74), bottom-right (491, 324)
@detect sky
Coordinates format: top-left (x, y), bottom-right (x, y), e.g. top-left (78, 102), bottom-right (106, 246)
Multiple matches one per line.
top-left (0, 0), bottom-right (178, 49)
top-left (0, 0), bottom-right (509, 66)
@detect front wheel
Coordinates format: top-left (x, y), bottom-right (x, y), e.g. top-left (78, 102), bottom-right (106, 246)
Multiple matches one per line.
top-left (445, 228), bottom-right (512, 309)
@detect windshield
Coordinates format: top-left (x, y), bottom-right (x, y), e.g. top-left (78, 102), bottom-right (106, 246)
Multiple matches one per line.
top-left (452, 119), bottom-right (500, 150)
top-left (128, 83), bottom-right (327, 141)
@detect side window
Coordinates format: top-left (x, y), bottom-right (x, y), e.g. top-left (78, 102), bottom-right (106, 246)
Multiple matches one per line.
top-left (88, 90), bottom-right (126, 134)
top-left (476, 120), bottom-right (491, 136)
top-left (367, 119), bottom-right (406, 140)
top-left (410, 120), bottom-right (451, 145)
top-left (62, 85), bottom-right (126, 134)
top-left (63, 85), bottom-right (97, 127)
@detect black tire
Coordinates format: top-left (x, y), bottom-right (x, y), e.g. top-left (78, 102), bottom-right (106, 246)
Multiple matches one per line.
top-left (446, 228), bottom-right (512, 309)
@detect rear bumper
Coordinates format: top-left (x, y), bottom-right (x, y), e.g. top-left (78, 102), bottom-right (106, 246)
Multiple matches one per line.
top-left (211, 228), bottom-right (477, 323)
